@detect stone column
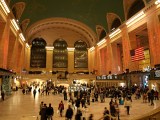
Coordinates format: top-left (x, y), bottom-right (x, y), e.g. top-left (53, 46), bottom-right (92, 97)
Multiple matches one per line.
top-left (0, 18), bottom-right (10, 69)
top-left (121, 26), bottom-right (131, 71)
top-left (147, 11), bottom-right (160, 66)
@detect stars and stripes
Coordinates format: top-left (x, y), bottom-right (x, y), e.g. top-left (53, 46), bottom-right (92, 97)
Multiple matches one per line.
top-left (130, 47), bottom-right (145, 62)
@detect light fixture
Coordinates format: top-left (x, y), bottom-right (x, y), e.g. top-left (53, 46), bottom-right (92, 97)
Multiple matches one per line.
top-left (126, 11), bottom-right (145, 27)
top-left (11, 19), bottom-right (19, 31)
top-left (97, 38), bottom-right (106, 46)
top-left (67, 47), bottom-right (75, 51)
top-left (155, 0), bottom-right (160, 8)
top-left (45, 46), bottom-right (54, 50)
top-left (90, 46), bottom-right (95, 51)
top-left (155, 0), bottom-right (160, 5)
top-left (0, 0), bottom-right (10, 15)
top-left (25, 43), bottom-right (30, 48)
top-left (19, 33), bottom-right (25, 42)
top-left (109, 28), bottom-right (121, 39)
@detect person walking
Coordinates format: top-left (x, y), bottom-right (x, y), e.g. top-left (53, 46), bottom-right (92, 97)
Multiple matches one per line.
top-left (114, 100), bottom-right (120, 120)
top-left (40, 103), bottom-right (47, 120)
top-left (63, 89), bottom-right (67, 101)
top-left (110, 102), bottom-right (116, 118)
top-left (1, 91), bottom-right (5, 101)
top-left (46, 103), bottom-right (54, 120)
top-left (124, 97), bottom-right (132, 115)
top-left (39, 101), bottom-right (44, 115)
top-left (75, 108), bottom-right (82, 120)
top-left (58, 100), bottom-right (64, 117)
top-left (33, 89), bottom-right (37, 99)
top-left (103, 107), bottom-right (109, 120)
top-left (65, 105), bottom-right (73, 120)
top-left (150, 92), bottom-right (154, 105)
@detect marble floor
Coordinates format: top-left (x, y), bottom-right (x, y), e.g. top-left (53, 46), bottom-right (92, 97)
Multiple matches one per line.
top-left (0, 90), bottom-right (160, 120)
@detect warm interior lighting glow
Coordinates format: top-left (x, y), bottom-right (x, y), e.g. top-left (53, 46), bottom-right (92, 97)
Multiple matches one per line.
top-left (155, 0), bottom-right (160, 5)
top-left (45, 46), bottom-right (54, 50)
top-left (109, 28), bottom-right (121, 39)
top-left (155, 0), bottom-right (160, 7)
top-left (90, 46), bottom-right (95, 51)
top-left (97, 38), bottom-right (106, 46)
top-left (0, 0), bottom-right (10, 15)
top-left (126, 11), bottom-right (145, 27)
top-left (67, 47), bottom-right (75, 51)
top-left (11, 19), bottom-right (19, 31)
top-left (19, 33), bottom-right (25, 42)
top-left (26, 43), bottom-right (30, 48)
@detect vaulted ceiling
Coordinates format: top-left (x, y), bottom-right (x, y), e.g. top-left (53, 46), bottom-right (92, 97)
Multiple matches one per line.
top-left (10, 0), bottom-right (124, 32)
top-left (9, 0), bottom-right (149, 47)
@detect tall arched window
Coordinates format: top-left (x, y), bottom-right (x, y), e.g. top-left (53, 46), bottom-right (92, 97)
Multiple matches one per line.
top-left (127, 0), bottom-right (145, 19)
top-left (74, 40), bottom-right (88, 68)
top-left (110, 18), bottom-right (121, 31)
top-left (30, 38), bottom-right (46, 68)
top-left (99, 30), bottom-right (106, 40)
top-left (53, 39), bottom-right (68, 68)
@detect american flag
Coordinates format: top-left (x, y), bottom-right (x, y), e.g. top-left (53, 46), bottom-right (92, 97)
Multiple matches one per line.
top-left (130, 47), bottom-right (145, 62)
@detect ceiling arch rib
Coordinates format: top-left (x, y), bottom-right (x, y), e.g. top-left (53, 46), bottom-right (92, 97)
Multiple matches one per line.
top-left (20, 19), bottom-right (30, 33)
top-left (106, 13), bottom-right (122, 32)
top-left (123, 0), bottom-right (146, 20)
top-left (96, 25), bottom-right (107, 41)
top-left (11, 2), bottom-right (25, 20)
top-left (26, 18), bottom-right (98, 47)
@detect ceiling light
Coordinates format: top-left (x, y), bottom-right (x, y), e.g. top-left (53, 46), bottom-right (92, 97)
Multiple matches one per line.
top-left (90, 46), bottom-right (95, 51)
top-left (109, 28), bottom-right (121, 39)
top-left (19, 33), bottom-right (25, 42)
top-left (46, 46), bottom-right (54, 50)
top-left (25, 43), bottom-right (30, 48)
top-left (0, 0), bottom-right (10, 15)
top-left (97, 38), bottom-right (106, 46)
top-left (126, 11), bottom-right (145, 27)
top-left (67, 47), bottom-right (75, 51)
top-left (11, 19), bottom-right (19, 31)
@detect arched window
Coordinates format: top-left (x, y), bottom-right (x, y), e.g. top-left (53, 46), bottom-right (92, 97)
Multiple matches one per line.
top-left (127, 0), bottom-right (145, 19)
top-left (110, 18), bottom-right (121, 31)
top-left (99, 30), bottom-right (106, 40)
top-left (12, 7), bottom-right (17, 19)
top-left (53, 39), bottom-right (68, 68)
top-left (74, 40), bottom-right (88, 68)
top-left (30, 38), bottom-right (46, 68)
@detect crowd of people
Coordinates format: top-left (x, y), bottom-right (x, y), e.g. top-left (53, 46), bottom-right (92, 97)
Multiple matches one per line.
top-left (0, 77), bottom-right (159, 120)
top-left (19, 84), bottom-right (159, 120)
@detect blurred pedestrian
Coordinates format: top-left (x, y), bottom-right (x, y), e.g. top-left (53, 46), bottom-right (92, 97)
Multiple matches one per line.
top-left (58, 100), bottom-right (64, 117)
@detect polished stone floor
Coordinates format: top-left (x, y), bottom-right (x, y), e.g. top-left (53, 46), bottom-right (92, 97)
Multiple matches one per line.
top-left (0, 90), bottom-right (160, 120)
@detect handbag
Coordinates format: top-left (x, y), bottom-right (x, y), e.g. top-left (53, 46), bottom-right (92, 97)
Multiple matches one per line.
top-left (57, 109), bottom-right (60, 114)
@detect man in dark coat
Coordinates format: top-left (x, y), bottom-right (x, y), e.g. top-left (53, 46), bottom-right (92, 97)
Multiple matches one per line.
top-left (40, 104), bottom-right (47, 120)
top-left (75, 97), bottom-right (81, 108)
top-left (65, 105), bottom-right (73, 120)
top-left (46, 103), bottom-right (54, 120)
top-left (75, 109), bottom-right (82, 120)
top-left (63, 89), bottom-right (67, 100)
top-left (103, 107), bottom-right (109, 120)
